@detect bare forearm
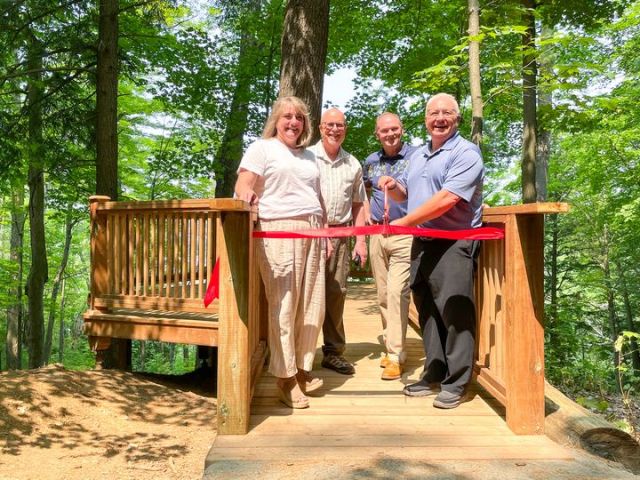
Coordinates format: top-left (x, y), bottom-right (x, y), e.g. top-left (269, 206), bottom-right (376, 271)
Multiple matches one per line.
top-left (394, 190), bottom-right (460, 227)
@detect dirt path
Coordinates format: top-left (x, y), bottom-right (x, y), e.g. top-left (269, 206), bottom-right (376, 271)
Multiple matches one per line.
top-left (0, 365), bottom-right (217, 480)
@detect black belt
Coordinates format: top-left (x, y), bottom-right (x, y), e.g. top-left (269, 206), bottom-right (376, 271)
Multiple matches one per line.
top-left (370, 219), bottom-right (384, 225)
top-left (329, 222), bottom-right (352, 227)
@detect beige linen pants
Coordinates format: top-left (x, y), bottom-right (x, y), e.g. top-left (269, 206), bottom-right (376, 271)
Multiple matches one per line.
top-left (256, 216), bottom-right (325, 378)
top-left (369, 233), bottom-right (412, 363)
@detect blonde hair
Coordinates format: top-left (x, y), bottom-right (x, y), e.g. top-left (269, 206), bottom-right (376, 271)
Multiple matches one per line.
top-left (262, 96), bottom-right (312, 148)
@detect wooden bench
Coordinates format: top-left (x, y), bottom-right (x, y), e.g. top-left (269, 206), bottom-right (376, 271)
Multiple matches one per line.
top-left (409, 202), bottom-right (569, 435)
top-left (84, 196), bottom-right (267, 434)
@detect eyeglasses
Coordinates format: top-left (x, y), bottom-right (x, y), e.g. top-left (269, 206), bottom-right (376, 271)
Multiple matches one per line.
top-left (322, 122), bottom-right (346, 130)
top-left (426, 110), bottom-right (458, 119)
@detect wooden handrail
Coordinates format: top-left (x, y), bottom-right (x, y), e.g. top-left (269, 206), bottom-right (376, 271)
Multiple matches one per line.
top-left (475, 201), bottom-right (569, 434)
top-left (408, 202), bottom-right (569, 435)
top-left (87, 196), bottom-right (267, 435)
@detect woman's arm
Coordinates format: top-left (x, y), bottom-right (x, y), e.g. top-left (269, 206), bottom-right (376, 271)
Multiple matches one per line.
top-left (235, 168), bottom-right (259, 205)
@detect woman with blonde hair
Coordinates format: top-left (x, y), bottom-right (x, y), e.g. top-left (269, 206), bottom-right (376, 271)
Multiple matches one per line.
top-left (235, 96), bottom-right (328, 409)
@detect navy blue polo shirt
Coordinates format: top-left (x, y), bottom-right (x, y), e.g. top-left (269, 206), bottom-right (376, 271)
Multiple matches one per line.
top-left (363, 143), bottom-right (417, 222)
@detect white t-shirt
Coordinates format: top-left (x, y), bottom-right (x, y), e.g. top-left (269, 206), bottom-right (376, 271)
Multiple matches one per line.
top-left (237, 138), bottom-right (323, 220)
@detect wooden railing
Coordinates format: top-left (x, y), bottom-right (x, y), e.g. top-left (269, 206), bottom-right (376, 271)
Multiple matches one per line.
top-left (86, 197), bottom-right (566, 436)
top-left (85, 196), bottom-right (267, 434)
top-left (409, 203), bottom-right (568, 434)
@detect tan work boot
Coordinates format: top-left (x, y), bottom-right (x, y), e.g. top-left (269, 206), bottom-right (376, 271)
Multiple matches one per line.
top-left (381, 360), bottom-right (402, 380)
top-left (380, 353), bottom-right (390, 368)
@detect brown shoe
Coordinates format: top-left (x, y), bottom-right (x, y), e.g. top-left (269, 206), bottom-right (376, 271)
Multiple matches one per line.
top-left (277, 377), bottom-right (309, 409)
top-left (381, 360), bottom-right (402, 380)
top-left (380, 354), bottom-right (390, 368)
top-left (296, 370), bottom-right (323, 395)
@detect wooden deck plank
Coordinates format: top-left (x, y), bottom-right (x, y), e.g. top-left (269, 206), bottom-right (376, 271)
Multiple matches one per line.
top-left (209, 446), bottom-right (573, 461)
top-left (207, 282), bottom-right (573, 470)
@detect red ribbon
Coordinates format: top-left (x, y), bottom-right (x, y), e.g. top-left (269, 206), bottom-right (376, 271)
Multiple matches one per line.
top-left (206, 224), bottom-right (503, 307)
top-left (253, 224), bottom-right (504, 241)
top-left (203, 257), bottom-right (220, 307)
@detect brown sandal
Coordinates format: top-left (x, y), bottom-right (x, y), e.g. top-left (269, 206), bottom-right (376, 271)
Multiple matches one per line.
top-left (277, 377), bottom-right (309, 409)
top-left (296, 370), bottom-right (323, 395)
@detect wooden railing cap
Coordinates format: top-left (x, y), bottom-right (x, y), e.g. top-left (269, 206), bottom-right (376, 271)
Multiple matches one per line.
top-left (483, 202), bottom-right (569, 216)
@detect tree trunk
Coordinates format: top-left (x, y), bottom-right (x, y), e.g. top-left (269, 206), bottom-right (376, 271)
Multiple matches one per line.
top-left (279, 0), bottom-right (329, 143)
top-left (57, 277), bottom-right (66, 364)
top-left (615, 259), bottom-right (640, 376)
top-left (44, 208), bottom-right (76, 363)
top-left (536, 22), bottom-right (553, 201)
top-left (214, 0), bottom-right (263, 198)
top-left (96, 0), bottom-right (130, 370)
top-left (6, 185), bottom-right (25, 370)
top-left (601, 227), bottom-right (621, 393)
top-left (467, 0), bottom-right (483, 146)
top-left (521, 0), bottom-right (537, 203)
top-left (26, 34), bottom-right (48, 369)
top-left (96, 0), bottom-right (119, 199)
top-left (169, 343), bottom-right (176, 370)
top-left (548, 213), bottom-right (559, 332)
top-left (183, 345), bottom-right (189, 366)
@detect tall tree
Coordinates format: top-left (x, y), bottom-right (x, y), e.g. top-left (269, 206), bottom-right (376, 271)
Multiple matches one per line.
top-left (44, 207), bottom-right (77, 363)
top-left (214, 0), bottom-right (270, 198)
top-left (25, 33), bottom-right (48, 368)
top-left (96, 0), bottom-right (119, 199)
top-left (6, 185), bottom-right (25, 370)
top-left (279, 0), bottom-right (329, 142)
top-left (468, 0), bottom-right (483, 146)
top-left (96, 0), bottom-right (130, 369)
top-left (521, 0), bottom-right (537, 203)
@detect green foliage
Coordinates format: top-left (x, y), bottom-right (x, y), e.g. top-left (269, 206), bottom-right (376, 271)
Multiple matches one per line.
top-left (576, 396), bottom-right (610, 413)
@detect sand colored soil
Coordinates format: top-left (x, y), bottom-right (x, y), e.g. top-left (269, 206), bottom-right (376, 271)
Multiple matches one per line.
top-left (0, 365), bottom-right (217, 480)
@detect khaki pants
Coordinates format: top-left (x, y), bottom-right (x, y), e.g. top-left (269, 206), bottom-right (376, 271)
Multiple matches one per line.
top-left (369, 233), bottom-right (412, 363)
top-left (256, 216), bottom-right (325, 378)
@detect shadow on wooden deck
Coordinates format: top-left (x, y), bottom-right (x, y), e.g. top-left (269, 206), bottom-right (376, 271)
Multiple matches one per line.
top-left (204, 283), bottom-right (637, 480)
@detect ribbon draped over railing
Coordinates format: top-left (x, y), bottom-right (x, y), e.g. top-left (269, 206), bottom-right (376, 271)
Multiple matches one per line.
top-left (204, 224), bottom-right (503, 307)
top-left (253, 224), bottom-right (504, 241)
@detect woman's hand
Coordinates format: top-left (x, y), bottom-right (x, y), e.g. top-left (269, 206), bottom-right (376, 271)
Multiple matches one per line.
top-left (235, 169), bottom-right (260, 205)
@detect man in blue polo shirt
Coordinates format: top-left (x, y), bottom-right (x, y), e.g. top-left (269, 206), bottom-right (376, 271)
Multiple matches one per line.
top-left (363, 113), bottom-right (417, 381)
top-left (378, 93), bottom-right (484, 408)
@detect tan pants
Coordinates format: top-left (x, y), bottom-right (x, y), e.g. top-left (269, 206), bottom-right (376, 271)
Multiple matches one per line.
top-left (369, 233), bottom-right (412, 363)
top-left (256, 216), bottom-right (325, 378)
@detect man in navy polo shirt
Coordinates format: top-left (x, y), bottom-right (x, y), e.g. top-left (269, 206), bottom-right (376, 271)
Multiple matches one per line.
top-left (378, 93), bottom-right (484, 408)
top-left (363, 113), bottom-right (417, 381)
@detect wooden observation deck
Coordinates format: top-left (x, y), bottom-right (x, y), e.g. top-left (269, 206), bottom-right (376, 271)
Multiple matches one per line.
top-left (84, 198), bottom-right (569, 444)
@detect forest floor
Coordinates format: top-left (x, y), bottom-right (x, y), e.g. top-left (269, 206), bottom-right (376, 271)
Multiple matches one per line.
top-left (0, 364), bottom-right (217, 480)
top-left (1, 364), bottom-right (638, 480)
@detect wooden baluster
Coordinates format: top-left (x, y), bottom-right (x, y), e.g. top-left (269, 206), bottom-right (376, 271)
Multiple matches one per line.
top-left (182, 213), bottom-right (189, 298)
top-left (143, 213), bottom-right (150, 296)
top-left (198, 214), bottom-right (205, 299)
top-left (166, 214), bottom-right (174, 298)
top-left (135, 213), bottom-right (142, 296)
top-left (158, 213), bottom-right (166, 298)
top-left (190, 214), bottom-right (197, 298)
top-left (107, 213), bottom-right (114, 294)
top-left (128, 213), bottom-right (134, 296)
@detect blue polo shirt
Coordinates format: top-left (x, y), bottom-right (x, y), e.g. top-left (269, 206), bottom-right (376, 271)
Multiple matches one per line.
top-left (363, 143), bottom-right (417, 222)
top-left (399, 132), bottom-right (484, 230)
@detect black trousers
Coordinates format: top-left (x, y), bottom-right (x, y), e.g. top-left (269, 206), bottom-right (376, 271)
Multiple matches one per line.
top-left (410, 238), bottom-right (480, 395)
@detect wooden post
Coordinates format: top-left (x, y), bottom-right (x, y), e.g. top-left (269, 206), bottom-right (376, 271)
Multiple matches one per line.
top-left (216, 210), bottom-right (252, 434)
top-left (503, 212), bottom-right (546, 434)
top-left (89, 195), bottom-right (110, 310)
